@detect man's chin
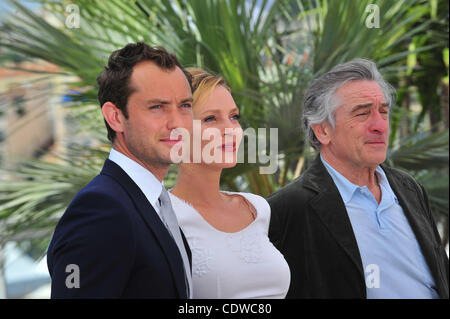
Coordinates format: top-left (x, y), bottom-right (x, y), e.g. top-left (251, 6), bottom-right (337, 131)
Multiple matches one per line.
top-left (159, 157), bottom-right (175, 166)
top-left (147, 154), bottom-right (174, 167)
top-left (365, 154), bottom-right (387, 167)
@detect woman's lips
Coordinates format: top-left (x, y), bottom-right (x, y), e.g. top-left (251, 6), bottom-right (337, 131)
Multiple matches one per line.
top-left (219, 143), bottom-right (236, 152)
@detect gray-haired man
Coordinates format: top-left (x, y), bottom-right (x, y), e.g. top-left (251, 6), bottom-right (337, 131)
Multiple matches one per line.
top-left (268, 58), bottom-right (449, 298)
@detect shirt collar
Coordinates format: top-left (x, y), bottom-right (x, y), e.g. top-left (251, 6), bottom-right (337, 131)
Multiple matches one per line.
top-left (320, 155), bottom-right (398, 207)
top-left (108, 148), bottom-right (163, 207)
top-left (374, 164), bottom-right (398, 207)
top-left (320, 154), bottom-right (359, 204)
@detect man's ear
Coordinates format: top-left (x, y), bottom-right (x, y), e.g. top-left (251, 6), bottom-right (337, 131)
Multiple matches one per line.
top-left (311, 122), bottom-right (332, 145)
top-left (101, 102), bottom-right (125, 135)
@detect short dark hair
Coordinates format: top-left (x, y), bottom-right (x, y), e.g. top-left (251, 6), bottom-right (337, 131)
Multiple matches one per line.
top-left (97, 42), bottom-right (192, 142)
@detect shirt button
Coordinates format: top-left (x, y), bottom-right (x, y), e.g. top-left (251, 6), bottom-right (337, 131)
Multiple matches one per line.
top-left (360, 189), bottom-right (365, 194)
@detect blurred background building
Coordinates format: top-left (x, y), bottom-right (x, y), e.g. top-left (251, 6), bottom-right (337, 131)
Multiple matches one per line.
top-left (0, 60), bottom-right (71, 298)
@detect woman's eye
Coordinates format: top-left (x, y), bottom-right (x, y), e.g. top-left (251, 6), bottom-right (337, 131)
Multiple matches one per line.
top-left (204, 116), bottom-right (215, 122)
top-left (231, 114), bottom-right (240, 120)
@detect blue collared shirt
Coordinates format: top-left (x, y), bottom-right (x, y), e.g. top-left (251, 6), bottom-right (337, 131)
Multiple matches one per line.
top-left (320, 155), bottom-right (439, 298)
top-left (109, 148), bottom-right (163, 218)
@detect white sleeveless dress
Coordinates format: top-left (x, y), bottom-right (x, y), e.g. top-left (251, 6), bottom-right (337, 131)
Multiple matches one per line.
top-left (169, 191), bottom-right (291, 299)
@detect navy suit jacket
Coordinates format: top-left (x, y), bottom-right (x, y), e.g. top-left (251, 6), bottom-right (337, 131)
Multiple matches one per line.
top-left (47, 159), bottom-right (191, 298)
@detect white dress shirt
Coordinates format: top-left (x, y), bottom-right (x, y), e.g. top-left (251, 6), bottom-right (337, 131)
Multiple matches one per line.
top-left (108, 148), bottom-right (163, 218)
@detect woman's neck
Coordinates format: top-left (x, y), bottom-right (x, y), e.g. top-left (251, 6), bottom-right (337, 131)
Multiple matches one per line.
top-left (171, 164), bottom-right (224, 206)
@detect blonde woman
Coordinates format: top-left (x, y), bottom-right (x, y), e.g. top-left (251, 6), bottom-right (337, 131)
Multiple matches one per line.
top-left (169, 68), bottom-right (290, 298)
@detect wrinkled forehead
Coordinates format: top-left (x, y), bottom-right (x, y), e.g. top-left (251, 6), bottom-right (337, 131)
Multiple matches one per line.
top-left (334, 80), bottom-right (388, 107)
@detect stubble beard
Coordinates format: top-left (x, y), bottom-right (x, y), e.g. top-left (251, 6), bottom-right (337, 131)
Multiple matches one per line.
top-left (128, 141), bottom-right (173, 171)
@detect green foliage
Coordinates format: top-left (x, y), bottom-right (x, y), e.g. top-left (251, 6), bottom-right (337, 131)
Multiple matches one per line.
top-left (0, 144), bottom-right (108, 246)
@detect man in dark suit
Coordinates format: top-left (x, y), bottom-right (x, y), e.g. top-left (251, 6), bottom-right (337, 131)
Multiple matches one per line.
top-left (47, 43), bottom-right (194, 298)
top-left (268, 58), bottom-right (449, 299)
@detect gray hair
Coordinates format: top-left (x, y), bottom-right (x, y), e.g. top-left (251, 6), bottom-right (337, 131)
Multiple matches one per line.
top-left (302, 58), bottom-right (395, 150)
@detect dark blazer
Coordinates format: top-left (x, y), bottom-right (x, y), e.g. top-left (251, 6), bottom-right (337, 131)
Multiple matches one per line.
top-left (268, 155), bottom-right (449, 299)
top-left (47, 159), bottom-right (191, 298)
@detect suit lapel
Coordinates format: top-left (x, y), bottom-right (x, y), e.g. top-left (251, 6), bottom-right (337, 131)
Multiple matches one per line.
top-left (304, 156), bottom-right (365, 282)
top-left (100, 159), bottom-right (188, 298)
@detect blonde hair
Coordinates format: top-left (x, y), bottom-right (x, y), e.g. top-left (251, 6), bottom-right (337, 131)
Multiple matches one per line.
top-left (187, 68), bottom-right (230, 107)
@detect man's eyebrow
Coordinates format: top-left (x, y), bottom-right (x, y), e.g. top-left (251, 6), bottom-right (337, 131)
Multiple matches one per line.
top-left (351, 102), bottom-right (389, 113)
top-left (180, 97), bottom-right (194, 103)
top-left (145, 97), bottom-right (193, 105)
top-left (145, 99), bottom-right (171, 105)
top-left (350, 103), bottom-right (373, 113)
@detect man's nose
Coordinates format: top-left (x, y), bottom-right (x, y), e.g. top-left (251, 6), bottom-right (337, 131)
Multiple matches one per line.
top-left (369, 111), bottom-right (389, 133)
top-left (166, 107), bottom-right (188, 130)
